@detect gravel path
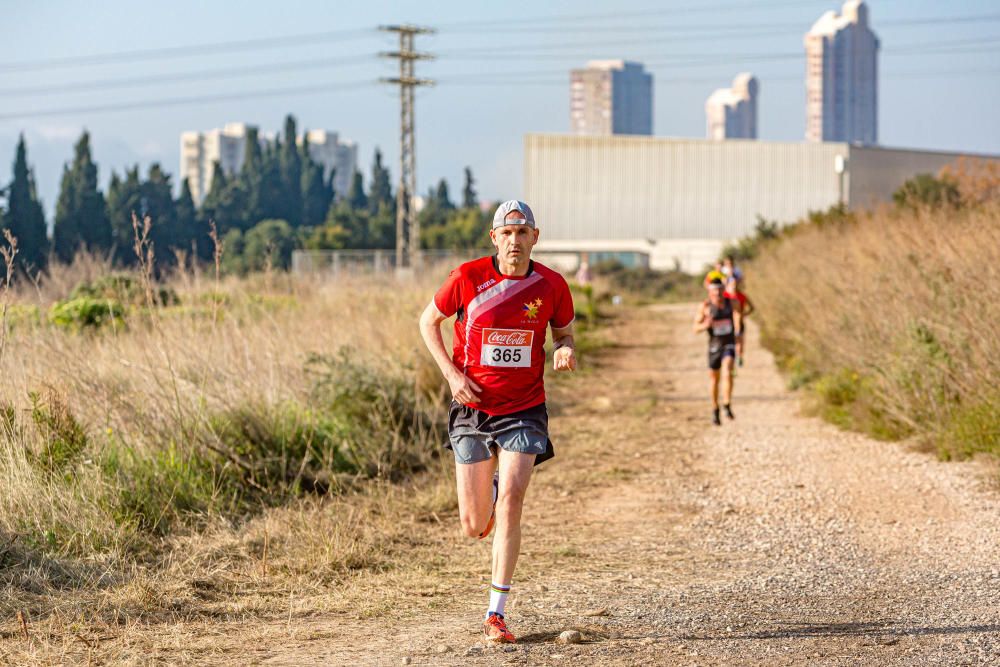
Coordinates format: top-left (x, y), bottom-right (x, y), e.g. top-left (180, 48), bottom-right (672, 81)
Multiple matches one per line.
top-left (335, 302), bottom-right (1000, 666)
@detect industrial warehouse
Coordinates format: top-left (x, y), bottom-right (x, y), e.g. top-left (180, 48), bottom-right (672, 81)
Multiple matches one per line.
top-left (525, 134), bottom-right (999, 272)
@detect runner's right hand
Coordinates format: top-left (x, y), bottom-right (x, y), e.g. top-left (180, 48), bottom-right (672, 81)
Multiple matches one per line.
top-left (447, 371), bottom-right (482, 404)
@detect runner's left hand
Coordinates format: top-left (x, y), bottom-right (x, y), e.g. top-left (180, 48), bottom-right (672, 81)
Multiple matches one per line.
top-left (553, 346), bottom-right (576, 372)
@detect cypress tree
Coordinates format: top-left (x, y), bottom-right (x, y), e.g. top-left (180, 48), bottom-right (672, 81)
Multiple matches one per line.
top-left (256, 142), bottom-right (284, 225)
top-left (300, 134), bottom-right (332, 228)
top-left (347, 171), bottom-right (367, 211)
top-left (142, 163), bottom-right (177, 267)
top-left (106, 166), bottom-right (143, 265)
top-left (368, 148), bottom-right (393, 214)
top-left (52, 131), bottom-right (111, 263)
top-left (201, 161), bottom-right (245, 234)
top-left (434, 178), bottom-right (454, 211)
top-left (175, 178), bottom-right (203, 260)
top-left (1, 135), bottom-right (48, 274)
top-left (240, 127), bottom-right (264, 228)
top-left (462, 167), bottom-right (478, 209)
top-left (279, 115), bottom-right (303, 227)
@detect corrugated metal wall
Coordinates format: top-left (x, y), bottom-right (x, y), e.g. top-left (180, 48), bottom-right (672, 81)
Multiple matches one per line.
top-left (524, 134), bottom-right (848, 240)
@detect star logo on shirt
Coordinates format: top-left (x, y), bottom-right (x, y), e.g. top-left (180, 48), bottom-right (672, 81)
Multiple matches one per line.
top-left (523, 298), bottom-right (543, 319)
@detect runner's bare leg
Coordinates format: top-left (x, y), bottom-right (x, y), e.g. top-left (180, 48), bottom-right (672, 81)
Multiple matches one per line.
top-left (491, 449), bottom-right (536, 586)
top-left (722, 356), bottom-right (734, 405)
top-left (456, 457), bottom-right (497, 538)
top-left (710, 369), bottom-right (720, 408)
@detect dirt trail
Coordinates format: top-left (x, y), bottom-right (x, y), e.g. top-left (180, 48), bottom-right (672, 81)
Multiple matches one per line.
top-left (247, 303), bottom-right (998, 666)
top-left (14, 303), bottom-right (999, 665)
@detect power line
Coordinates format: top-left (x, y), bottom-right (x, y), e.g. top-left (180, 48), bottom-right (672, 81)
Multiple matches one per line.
top-left (0, 59), bottom-right (995, 125)
top-left (440, 13), bottom-right (1000, 37)
top-left (0, 80), bottom-right (374, 122)
top-left (434, 0), bottom-right (828, 30)
top-left (0, 28), bottom-right (373, 74)
top-left (4, 55), bottom-right (376, 99)
top-left (437, 35), bottom-right (1000, 61)
top-left (6, 30), bottom-right (993, 102)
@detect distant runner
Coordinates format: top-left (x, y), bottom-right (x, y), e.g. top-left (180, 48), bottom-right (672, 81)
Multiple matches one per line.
top-left (724, 275), bottom-right (755, 367)
top-left (703, 259), bottom-right (726, 288)
top-left (694, 278), bottom-right (742, 425)
top-left (722, 254), bottom-right (744, 283)
top-left (419, 199), bottom-right (576, 644)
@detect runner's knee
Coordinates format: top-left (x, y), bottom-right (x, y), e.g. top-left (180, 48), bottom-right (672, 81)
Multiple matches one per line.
top-left (459, 510), bottom-right (489, 538)
top-left (497, 486), bottom-right (527, 512)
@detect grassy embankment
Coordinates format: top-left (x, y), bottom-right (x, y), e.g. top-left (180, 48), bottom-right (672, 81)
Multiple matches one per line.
top-left (743, 161), bottom-right (999, 460)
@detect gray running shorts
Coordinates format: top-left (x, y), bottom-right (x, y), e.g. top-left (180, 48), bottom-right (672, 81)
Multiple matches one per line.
top-left (447, 401), bottom-right (554, 466)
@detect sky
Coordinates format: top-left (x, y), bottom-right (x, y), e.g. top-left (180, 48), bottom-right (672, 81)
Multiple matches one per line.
top-left (1, 0), bottom-right (998, 218)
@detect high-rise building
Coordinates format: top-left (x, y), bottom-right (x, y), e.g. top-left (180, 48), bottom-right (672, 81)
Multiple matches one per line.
top-left (570, 60), bottom-right (653, 136)
top-left (180, 123), bottom-right (358, 206)
top-left (705, 73), bottom-right (759, 140)
top-left (805, 0), bottom-right (879, 145)
top-left (180, 122), bottom-right (254, 206)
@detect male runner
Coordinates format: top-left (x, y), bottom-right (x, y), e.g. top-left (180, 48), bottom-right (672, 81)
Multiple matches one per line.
top-left (419, 199), bottom-right (576, 644)
top-left (724, 275), bottom-right (755, 366)
top-left (722, 254), bottom-right (744, 282)
top-left (703, 259), bottom-right (725, 288)
top-left (693, 278), bottom-right (742, 425)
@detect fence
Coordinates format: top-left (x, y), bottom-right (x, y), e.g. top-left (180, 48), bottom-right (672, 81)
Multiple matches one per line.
top-left (291, 249), bottom-right (601, 278)
top-left (291, 250), bottom-right (477, 277)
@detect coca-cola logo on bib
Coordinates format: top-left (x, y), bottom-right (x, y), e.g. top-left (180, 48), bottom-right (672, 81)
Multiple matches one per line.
top-left (484, 329), bottom-right (533, 346)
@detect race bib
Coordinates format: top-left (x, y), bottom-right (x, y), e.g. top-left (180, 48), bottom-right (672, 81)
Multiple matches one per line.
top-left (481, 328), bottom-right (533, 367)
top-left (711, 318), bottom-right (734, 336)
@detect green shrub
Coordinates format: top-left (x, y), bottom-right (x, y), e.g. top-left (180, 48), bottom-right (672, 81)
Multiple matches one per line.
top-left (3, 303), bottom-right (42, 331)
top-left (938, 395), bottom-right (1000, 460)
top-left (29, 390), bottom-right (89, 475)
top-left (48, 297), bottom-right (125, 330)
top-left (306, 349), bottom-right (444, 480)
top-left (893, 173), bottom-right (961, 211)
top-left (71, 272), bottom-right (178, 307)
top-left (101, 440), bottom-right (223, 535)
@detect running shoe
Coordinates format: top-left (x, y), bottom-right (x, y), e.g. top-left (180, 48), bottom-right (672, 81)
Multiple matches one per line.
top-left (477, 472), bottom-right (499, 540)
top-left (712, 409), bottom-right (721, 426)
top-left (483, 614), bottom-right (516, 643)
top-left (724, 404), bottom-right (735, 420)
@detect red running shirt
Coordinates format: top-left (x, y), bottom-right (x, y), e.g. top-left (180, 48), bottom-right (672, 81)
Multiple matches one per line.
top-left (434, 256), bottom-right (575, 416)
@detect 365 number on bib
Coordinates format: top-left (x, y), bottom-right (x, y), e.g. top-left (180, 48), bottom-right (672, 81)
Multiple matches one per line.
top-left (481, 328), bottom-right (533, 368)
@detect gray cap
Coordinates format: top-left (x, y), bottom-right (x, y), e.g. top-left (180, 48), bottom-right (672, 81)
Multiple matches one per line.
top-left (492, 199), bottom-right (536, 229)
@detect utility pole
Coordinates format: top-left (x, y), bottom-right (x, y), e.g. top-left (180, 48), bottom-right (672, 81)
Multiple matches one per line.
top-left (378, 24), bottom-right (435, 271)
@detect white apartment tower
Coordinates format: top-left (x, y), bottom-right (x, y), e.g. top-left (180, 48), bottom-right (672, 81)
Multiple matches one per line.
top-left (706, 73), bottom-right (759, 140)
top-left (180, 122), bottom-right (254, 206)
top-left (805, 0), bottom-right (879, 145)
top-left (180, 123), bottom-right (358, 206)
top-left (570, 60), bottom-right (653, 136)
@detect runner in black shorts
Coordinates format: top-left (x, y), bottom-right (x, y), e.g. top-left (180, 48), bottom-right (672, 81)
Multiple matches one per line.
top-left (694, 278), bottom-right (742, 425)
top-left (418, 200), bottom-right (576, 644)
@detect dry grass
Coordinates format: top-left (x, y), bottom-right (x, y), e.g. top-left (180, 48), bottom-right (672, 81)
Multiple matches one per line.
top-left (749, 201), bottom-right (1000, 457)
top-left (0, 259), bottom-right (456, 627)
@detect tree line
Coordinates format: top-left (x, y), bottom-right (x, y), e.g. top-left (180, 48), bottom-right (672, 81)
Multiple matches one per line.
top-left (0, 114), bottom-right (491, 277)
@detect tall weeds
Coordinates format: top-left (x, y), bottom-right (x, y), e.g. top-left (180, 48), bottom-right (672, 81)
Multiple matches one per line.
top-left (749, 201), bottom-right (1000, 458)
top-left (0, 260), bottom-right (448, 577)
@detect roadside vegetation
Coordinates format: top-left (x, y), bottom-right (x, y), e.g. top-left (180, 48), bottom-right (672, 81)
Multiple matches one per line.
top-left (742, 158), bottom-right (1000, 460)
top-left (0, 230), bottom-right (610, 636)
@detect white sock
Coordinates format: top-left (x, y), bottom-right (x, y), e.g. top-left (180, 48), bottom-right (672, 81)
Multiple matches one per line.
top-left (488, 582), bottom-right (510, 618)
